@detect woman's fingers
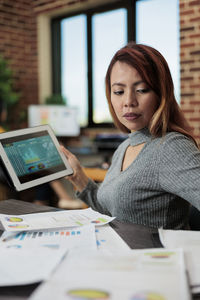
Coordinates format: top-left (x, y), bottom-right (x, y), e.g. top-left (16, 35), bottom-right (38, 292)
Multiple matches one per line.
top-left (61, 146), bottom-right (77, 163)
top-left (60, 145), bottom-right (80, 170)
top-left (60, 146), bottom-right (89, 191)
top-left (60, 145), bottom-right (72, 158)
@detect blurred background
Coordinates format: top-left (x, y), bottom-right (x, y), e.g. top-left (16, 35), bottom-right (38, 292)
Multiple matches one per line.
top-left (0, 0), bottom-right (199, 208)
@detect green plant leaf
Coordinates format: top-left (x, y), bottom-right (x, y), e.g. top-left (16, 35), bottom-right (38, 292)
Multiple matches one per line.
top-left (45, 94), bottom-right (67, 105)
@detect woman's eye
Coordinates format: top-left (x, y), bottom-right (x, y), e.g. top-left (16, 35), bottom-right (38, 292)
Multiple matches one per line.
top-left (136, 88), bottom-right (150, 94)
top-left (113, 90), bottom-right (124, 95)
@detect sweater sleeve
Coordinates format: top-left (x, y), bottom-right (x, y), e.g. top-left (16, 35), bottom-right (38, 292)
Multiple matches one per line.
top-left (75, 145), bottom-right (123, 215)
top-left (75, 179), bottom-right (111, 215)
top-left (159, 133), bottom-right (200, 210)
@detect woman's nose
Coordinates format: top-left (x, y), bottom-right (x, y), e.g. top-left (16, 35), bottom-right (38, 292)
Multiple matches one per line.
top-left (124, 92), bottom-right (138, 107)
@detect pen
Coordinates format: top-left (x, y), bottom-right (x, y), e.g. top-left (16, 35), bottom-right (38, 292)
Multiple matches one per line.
top-left (2, 232), bottom-right (21, 242)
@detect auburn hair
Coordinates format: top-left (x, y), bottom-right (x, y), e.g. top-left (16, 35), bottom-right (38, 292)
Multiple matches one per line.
top-left (105, 42), bottom-right (196, 143)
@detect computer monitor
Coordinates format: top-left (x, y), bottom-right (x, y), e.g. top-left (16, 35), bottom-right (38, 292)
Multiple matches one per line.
top-left (28, 105), bottom-right (80, 137)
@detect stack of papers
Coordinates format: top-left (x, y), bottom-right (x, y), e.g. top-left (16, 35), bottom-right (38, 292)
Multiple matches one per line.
top-left (0, 208), bottom-right (126, 286)
top-left (30, 248), bottom-right (191, 300)
top-left (159, 228), bottom-right (200, 294)
top-left (0, 209), bottom-right (194, 299)
top-left (0, 224), bottom-right (97, 286)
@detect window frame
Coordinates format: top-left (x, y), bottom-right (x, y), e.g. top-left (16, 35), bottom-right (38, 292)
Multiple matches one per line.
top-left (51, 0), bottom-right (136, 128)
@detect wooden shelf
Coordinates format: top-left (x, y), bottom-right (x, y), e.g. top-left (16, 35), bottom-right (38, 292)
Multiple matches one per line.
top-left (83, 167), bottom-right (107, 182)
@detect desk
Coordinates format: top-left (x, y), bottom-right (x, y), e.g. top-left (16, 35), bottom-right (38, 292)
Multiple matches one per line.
top-left (0, 199), bottom-right (198, 300)
top-left (0, 199), bottom-right (162, 250)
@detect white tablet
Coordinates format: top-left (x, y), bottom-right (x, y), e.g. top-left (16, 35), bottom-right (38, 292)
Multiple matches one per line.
top-left (0, 125), bottom-right (73, 191)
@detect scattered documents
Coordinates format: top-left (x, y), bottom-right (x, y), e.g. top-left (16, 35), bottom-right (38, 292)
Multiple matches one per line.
top-left (159, 228), bottom-right (200, 294)
top-left (0, 224), bottom-right (97, 286)
top-left (0, 208), bottom-right (115, 232)
top-left (30, 248), bottom-right (191, 300)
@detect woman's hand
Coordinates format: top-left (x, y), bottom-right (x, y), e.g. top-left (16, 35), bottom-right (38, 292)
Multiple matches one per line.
top-left (60, 146), bottom-right (89, 192)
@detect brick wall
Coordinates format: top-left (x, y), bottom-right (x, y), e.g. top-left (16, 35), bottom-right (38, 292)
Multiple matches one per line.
top-left (180, 0), bottom-right (200, 144)
top-left (0, 0), bottom-right (38, 128)
top-left (0, 0), bottom-right (82, 129)
top-left (33, 0), bottom-right (88, 14)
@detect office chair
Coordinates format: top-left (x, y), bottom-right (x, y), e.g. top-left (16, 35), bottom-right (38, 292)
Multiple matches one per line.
top-left (189, 206), bottom-right (200, 231)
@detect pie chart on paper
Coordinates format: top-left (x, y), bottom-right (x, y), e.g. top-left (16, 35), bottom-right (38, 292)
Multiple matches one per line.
top-left (6, 217), bottom-right (23, 222)
top-left (130, 291), bottom-right (166, 300)
top-left (67, 288), bottom-right (110, 299)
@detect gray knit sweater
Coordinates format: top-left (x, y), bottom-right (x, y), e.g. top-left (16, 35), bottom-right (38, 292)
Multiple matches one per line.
top-left (77, 128), bottom-right (200, 229)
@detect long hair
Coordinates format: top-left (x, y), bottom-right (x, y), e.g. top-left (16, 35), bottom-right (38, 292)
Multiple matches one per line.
top-left (105, 42), bottom-right (196, 143)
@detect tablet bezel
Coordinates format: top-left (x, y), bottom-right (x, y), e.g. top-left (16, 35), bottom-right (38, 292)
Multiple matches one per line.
top-left (0, 125), bottom-right (73, 191)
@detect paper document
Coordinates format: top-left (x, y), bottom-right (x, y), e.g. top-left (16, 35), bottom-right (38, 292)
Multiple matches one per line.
top-left (0, 247), bottom-right (67, 286)
top-left (95, 225), bottom-right (130, 252)
top-left (0, 208), bottom-right (115, 232)
top-left (30, 248), bottom-right (191, 300)
top-left (0, 224), bottom-right (97, 251)
top-left (0, 224), bottom-right (97, 286)
top-left (159, 228), bottom-right (200, 294)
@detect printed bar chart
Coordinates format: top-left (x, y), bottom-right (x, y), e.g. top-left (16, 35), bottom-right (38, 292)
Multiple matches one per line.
top-left (13, 230), bottom-right (82, 241)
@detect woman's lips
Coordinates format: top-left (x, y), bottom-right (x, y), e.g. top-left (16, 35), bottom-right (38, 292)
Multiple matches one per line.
top-left (123, 113), bottom-right (141, 121)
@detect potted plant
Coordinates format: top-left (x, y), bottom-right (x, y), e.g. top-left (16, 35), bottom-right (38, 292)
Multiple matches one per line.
top-left (45, 94), bottom-right (67, 105)
top-left (0, 55), bottom-right (20, 130)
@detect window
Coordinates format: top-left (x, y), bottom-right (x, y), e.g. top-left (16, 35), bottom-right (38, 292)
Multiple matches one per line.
top-left (61, 15), bottom-right (88, 127)
top-left (51, 0), bottom-right (180, 128)
top-left (136, 0), bottom-right (180, 102)
top-left (51, 0), bottom-right (135, 128)
top-left (92, 9), bottom-right (127, 124)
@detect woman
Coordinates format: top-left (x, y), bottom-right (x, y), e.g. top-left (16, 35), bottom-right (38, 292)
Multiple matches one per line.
top-left (61, 42), bottom-right (200, 229)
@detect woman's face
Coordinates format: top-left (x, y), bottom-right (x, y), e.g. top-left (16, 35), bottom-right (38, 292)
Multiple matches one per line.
top-left (110, 61), bottom-right (158, 132)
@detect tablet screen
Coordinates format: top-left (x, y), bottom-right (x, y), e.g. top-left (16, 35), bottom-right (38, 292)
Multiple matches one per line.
top-left (1, 130), bottom-right (67, 184)
top-left (0, 125), bottom-right (73, 191)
